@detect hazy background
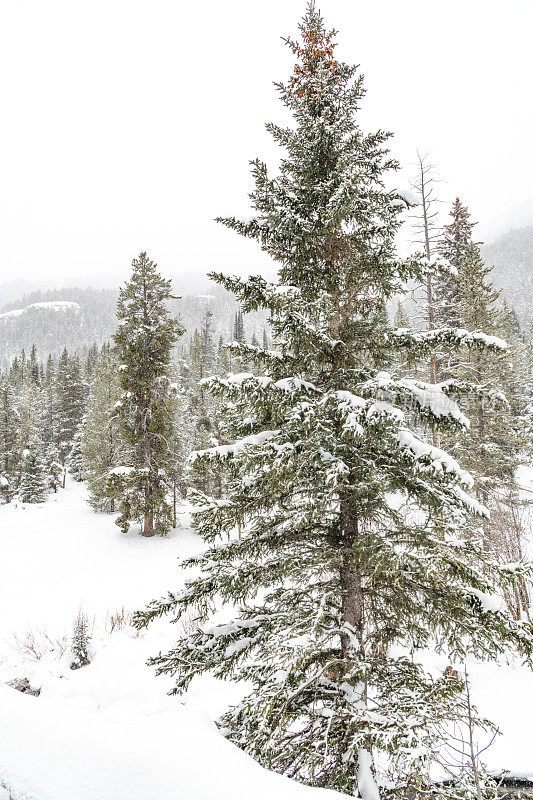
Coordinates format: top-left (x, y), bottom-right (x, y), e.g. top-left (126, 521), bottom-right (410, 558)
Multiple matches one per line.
top-left (0, 0), bottom-right (532, 288)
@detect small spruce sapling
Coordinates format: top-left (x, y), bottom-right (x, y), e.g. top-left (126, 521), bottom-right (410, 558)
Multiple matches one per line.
top-left (70, 611), bottom-right (91, 670)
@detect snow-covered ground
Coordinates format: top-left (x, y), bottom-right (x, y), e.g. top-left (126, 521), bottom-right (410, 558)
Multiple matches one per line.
top-left (0, 482), bottom-right (342, 800)
top-left (1, 480), bottom-right (533, 798)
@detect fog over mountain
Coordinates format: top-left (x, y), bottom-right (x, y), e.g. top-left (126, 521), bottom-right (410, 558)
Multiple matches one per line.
top-left (482, 226), bottom-right (533, 328)
top-left (0, 276), bottom-right (268, 368)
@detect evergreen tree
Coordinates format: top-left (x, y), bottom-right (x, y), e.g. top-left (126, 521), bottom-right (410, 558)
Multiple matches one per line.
top-left (41, 354), bottom-right (57, 446)
top-left (67, 422), bottom-right (85, 481)
top-left (17, 380), bottom-right (43, 462)
top-left (8, 354), bottom-right (22, 390)
top-left (29, 345), bottom-right (40, 386)
top-left (167, 386), bottom-right (187, 527)
top-left (449, 242), bottom-right (517, 486)
top-left (111, 252), bottom-right (183, 536)
top-left (82, 343), bottom-right (126, 512)
top-left (70, 611), bottom-right (91, 670)
top-left (0, 378), bottom-right (18, 501)
top-left (19, 446), bottom-right (47, 503)
top-left (187, 310), bottom-right (221, 495)
top-left (85, 342), bottom-right (100, 382)
top-left (230, 309), bottom-right (248, 371)
top-left (233, 309), bottom-right (245, 344)
top-left (436, 198), bottom-right (477, 329)
top-left (442, 239), bottom-right (533, 618)
top-left (45, 443), bottom-right (63, 493)
top-left (216, 335), bottom-right (231, 376)
top-left (136, 7), bottom-right (532, 795)
top-left (393, 300), bottom-right (410, 330)
top-left (54, 349), bottom-right (87, 468)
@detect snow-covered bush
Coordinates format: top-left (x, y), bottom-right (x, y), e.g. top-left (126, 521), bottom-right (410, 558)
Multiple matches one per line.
top-left (70, 611), bottom-right (92, 670)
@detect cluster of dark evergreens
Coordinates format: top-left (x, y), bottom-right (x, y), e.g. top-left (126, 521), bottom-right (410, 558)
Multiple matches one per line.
top-left (0, 345), bottom-right (88, 503)
top-left (0, 281), bottom-right (269, 523)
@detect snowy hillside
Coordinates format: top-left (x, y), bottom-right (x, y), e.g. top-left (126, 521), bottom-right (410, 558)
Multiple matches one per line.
top-left (0, 282), bottom-right (268, 368)
top-left (482, 225), bottom-right (533, 327)
top-left (0, 301), bottom-right (81, 320)
top-left (0, 483), bottom-right (345, 800)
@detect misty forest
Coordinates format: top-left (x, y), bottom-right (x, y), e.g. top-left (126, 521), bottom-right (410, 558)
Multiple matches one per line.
top-left (1, 5), bottom-right (533, 800)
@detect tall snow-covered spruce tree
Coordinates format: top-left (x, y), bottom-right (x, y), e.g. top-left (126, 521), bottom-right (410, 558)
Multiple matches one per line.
top-left (111, 252), bottom-right (183, 536)
top-left (136, 6), bottom-right (532, 795)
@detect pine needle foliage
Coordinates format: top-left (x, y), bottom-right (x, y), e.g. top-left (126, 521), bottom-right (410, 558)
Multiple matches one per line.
top-left (136, 6), bottom-right (533, 795)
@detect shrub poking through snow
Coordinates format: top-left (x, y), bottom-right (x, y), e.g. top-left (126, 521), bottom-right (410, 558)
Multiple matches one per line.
top-left (106, 607), bottom-right (131, 634)
top-left (70, 611), bottom-right (92, 670)
top-left (7, 677), bottom-right (40, 697)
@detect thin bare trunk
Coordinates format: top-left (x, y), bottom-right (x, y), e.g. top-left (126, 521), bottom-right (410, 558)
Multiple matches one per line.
top-left (418, 154), bottom-right (441, 448)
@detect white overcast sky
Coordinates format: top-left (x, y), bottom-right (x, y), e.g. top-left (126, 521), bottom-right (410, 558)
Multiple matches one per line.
top-left (0, 0), bottom-right (532, 286)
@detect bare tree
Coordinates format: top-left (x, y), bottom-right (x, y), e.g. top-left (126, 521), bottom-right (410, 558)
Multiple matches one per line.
top-left (409, 151), bottom-right (443, 447)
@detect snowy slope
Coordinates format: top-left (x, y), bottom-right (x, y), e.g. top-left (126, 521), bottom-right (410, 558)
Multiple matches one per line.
top-left (0, 683), bottom-right (344, 800)
top-left (0, 482), bottom-right (345, 800)
top-left (0, 481), bottom-right (200, 643)
top-left (1, 481), bottom-right (533, 797)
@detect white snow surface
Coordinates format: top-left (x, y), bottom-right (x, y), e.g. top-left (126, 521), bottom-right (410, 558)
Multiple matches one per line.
top-left (0, 301), bottom-right (80, 320)
top-left (1, 481), bottom-right (533, 797)
top-left (357, 749), bottom-right (380, 800)
top-left (0, 681), bottom-right (341, 800)
top-left (0, 482), bottom-right (342, 800)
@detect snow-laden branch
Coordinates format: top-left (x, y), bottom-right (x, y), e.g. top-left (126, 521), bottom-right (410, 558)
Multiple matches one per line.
top-left (391, 326), bottom-right (507, 353)
top-left (189, 430), bottom-right (279, 463)
top-left (362, 372), bottom-right (470, 428)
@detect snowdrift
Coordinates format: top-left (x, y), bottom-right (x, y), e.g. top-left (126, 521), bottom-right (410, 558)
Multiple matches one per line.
top-left (0, 684), bottom-right (343, 800)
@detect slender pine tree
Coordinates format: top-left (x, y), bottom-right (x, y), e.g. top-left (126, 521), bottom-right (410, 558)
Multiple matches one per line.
top-left (82, 343), bottom-right (127, 512)
top-left (111, 252), bottom-right (183, 536)
top-left (54, 349), bottom-right (87, 470)
top-left (436, 198), bottom-right (477, 330)
top-left (0, 378), bottom-right (18, 501)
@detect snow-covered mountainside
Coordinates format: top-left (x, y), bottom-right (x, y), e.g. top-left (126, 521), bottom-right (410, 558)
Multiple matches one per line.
top-left (0, 482), bottom-right (533, 797)
top-left (0, 482), bottom-right (345, 800)
top-left (0, 301), bottom-right (81, 320)
top-left (0, 282), bottom-right (268, 368)
top-left (482, 225), bottom-right (533, 327)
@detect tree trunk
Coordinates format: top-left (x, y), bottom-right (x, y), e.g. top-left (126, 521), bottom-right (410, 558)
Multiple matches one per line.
top-left (143, 513), bottom-right (154, 536)
top-left (172, 481), bottom-right (177, 528)
top-left (339, 502), bottom-right (364, 661)
top-left (143, 471), bottom-right (155, 536)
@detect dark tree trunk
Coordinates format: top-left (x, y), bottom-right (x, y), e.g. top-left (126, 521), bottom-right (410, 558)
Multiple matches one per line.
top-left (143, 513), bottom-right (154, 536)
top-left (339, 501), bottom-right (364, 661)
